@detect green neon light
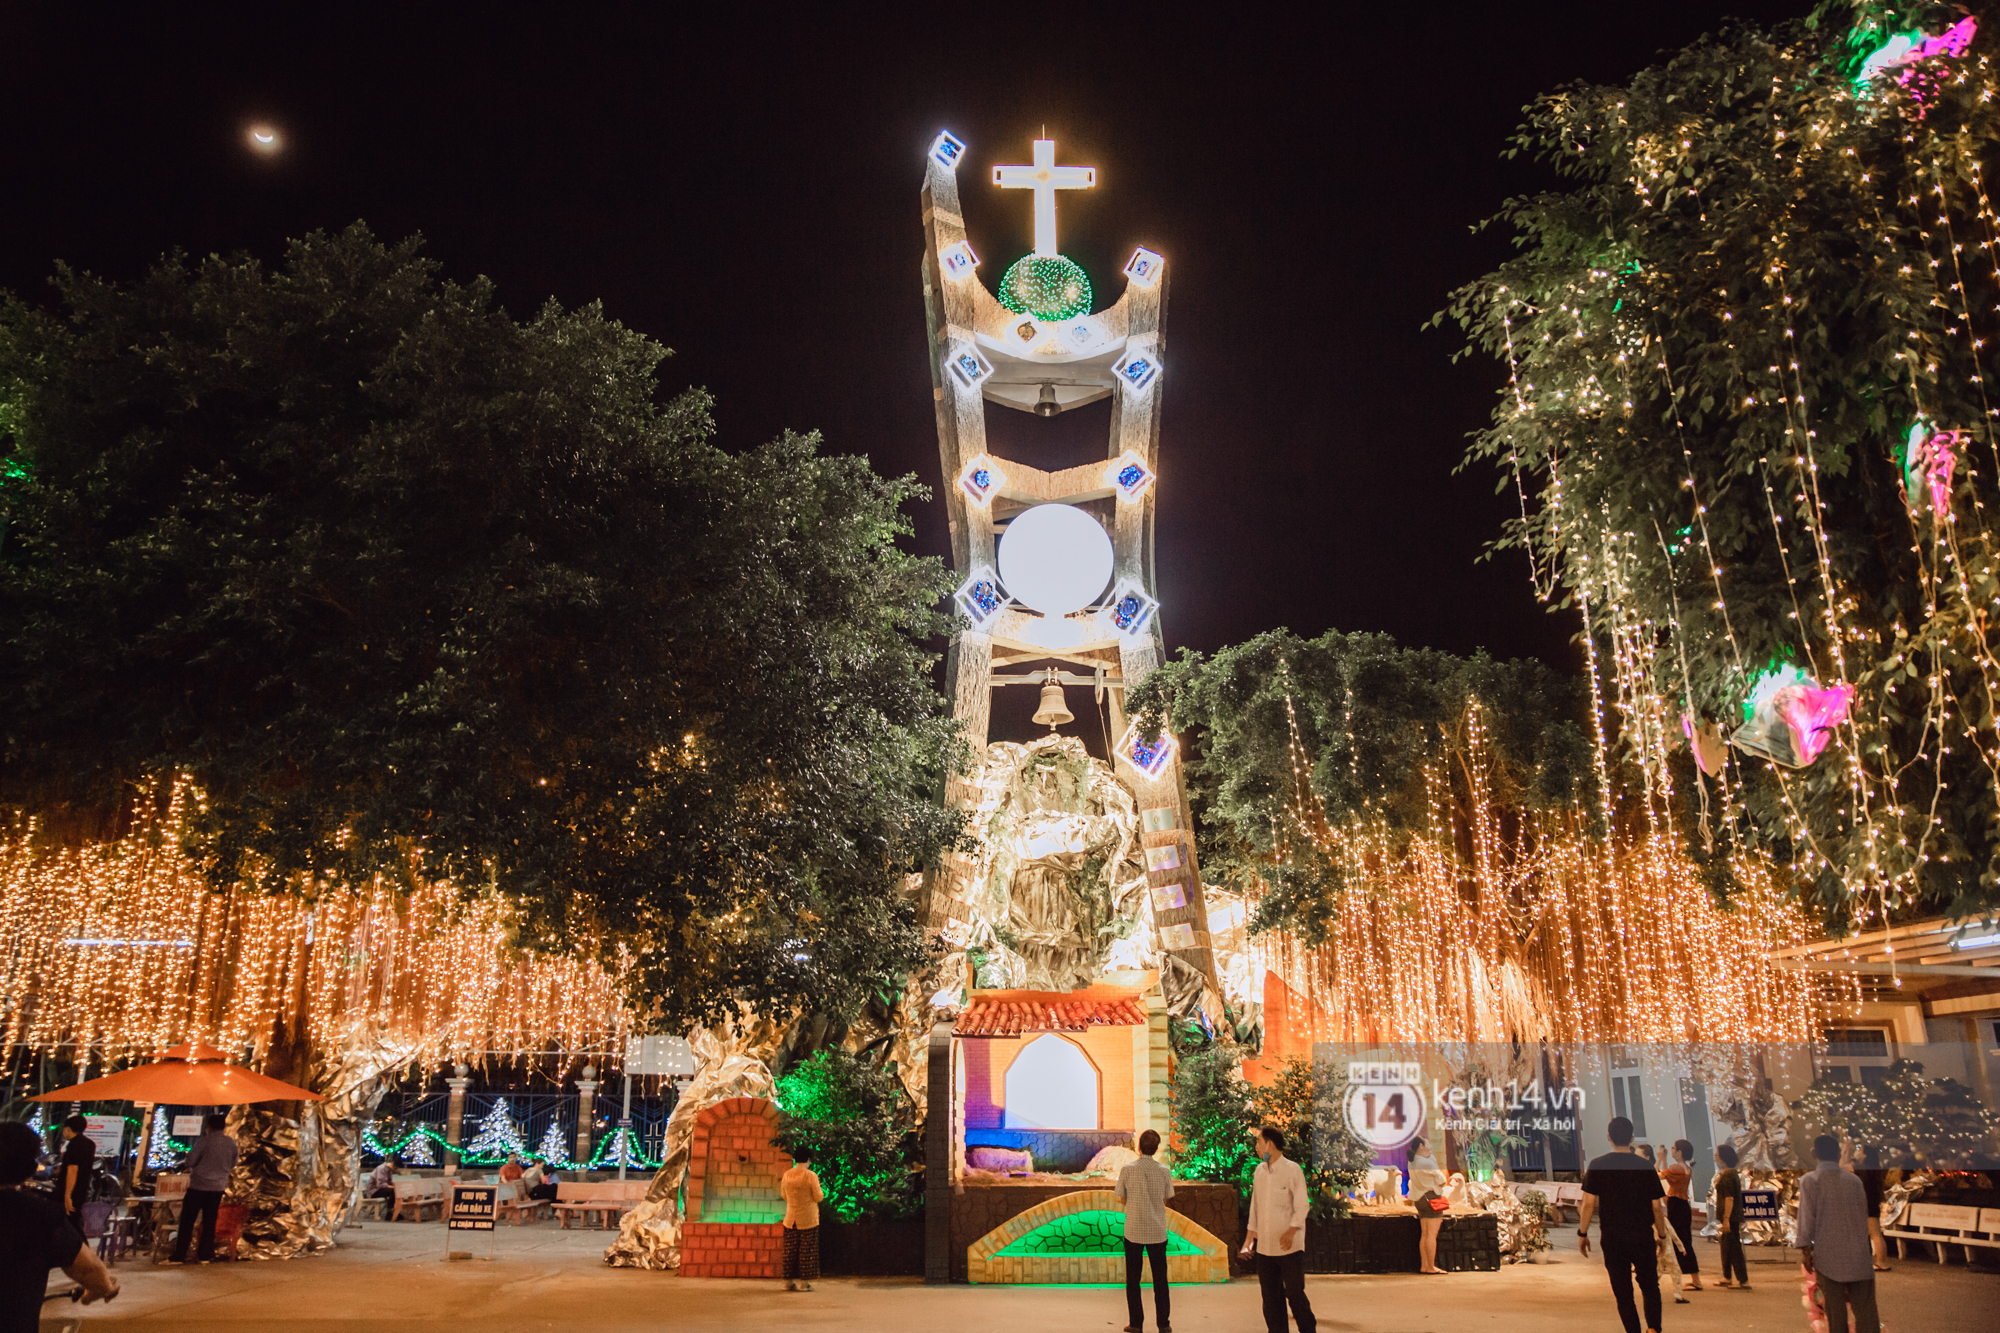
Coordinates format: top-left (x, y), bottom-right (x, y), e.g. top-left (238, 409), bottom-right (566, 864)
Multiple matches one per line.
top-left (361, 1122), bottom-right (661, 1172)
top-left (995, 1210), bottom-right (1201, 1257)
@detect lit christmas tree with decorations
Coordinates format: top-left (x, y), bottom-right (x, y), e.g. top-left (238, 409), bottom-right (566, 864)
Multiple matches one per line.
top-left (399, 1125), bottom-right (436, 1166)
top-left (534, 1119), bottom-right (570, 1168)
top-left (464, 1101), bottom-right (526, 1161)
top-left (147, 1106), bottom-right (183, 1168)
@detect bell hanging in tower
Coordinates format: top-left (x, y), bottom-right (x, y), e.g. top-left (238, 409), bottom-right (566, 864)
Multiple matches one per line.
top-left (1031, 668), bottom-right (1074, 731)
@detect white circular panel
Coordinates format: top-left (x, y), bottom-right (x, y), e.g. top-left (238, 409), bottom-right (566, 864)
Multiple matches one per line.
top-left (997, 503), bottom-right (1113, 616)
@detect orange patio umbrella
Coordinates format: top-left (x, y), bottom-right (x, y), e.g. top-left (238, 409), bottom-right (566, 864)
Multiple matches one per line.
top-left (30, 1057), bottom-right (322, 1106)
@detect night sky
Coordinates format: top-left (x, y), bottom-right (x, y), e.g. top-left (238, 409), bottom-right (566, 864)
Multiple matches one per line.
top-left (5, 3), bottom-right (1808, 745)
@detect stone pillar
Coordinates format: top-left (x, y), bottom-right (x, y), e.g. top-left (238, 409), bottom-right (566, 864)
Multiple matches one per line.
top-left (924, 1021), bottom-right (955, 1284)
top-left (443, 1066), bottom-right (471, 1176)
top-left (1146, 991), bottom-right (1173, 1159)
top-left (575, 1067), bottom-right (599, 1167)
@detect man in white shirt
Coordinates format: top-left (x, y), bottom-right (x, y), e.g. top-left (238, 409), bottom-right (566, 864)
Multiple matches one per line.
top-left (1239, 1126), bottom-right (1315, 1333)
top-left (1115, 1128), bottom-right (1176, 1332)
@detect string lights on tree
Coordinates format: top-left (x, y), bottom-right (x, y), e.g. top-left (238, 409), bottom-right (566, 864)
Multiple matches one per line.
top-left (1439, 3), bottom-right (2000, 945)
top-left (0, 781), bottom-right (634, 1076)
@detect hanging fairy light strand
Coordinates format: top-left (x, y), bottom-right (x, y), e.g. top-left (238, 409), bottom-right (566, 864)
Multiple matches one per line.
top-left (0, 781), bottom-right (635, 1073)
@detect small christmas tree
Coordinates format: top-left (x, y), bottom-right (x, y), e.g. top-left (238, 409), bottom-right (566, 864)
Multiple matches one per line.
top-left (535, 1119), bottom-right (571, 1168)
top-left (400, 1127), bottom-right (436, 1166)
top-left (147, 1107), bottom-right (183, 1168)
top-left (464, 1101), bottom-right (526, 1161)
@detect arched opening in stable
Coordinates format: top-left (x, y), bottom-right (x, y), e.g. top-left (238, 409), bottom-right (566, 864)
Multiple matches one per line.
top-left (1003, 1033), bottom-right (1099, 1129)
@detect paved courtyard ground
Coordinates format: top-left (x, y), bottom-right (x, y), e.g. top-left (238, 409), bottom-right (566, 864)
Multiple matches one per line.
top-left (47, 1220), bottom-right (1998, 1332)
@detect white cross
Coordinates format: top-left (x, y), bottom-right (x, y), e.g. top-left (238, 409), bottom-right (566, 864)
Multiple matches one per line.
top-left (992, 139), bottom-right (1095, 258)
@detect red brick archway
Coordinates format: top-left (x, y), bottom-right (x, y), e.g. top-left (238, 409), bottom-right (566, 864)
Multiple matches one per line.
top-left (680, 1096), bottom-right (786, 1277)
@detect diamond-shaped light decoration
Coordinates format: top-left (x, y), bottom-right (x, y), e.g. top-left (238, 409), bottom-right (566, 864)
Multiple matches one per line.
top-left (1099, 579), bottom-right (1159, 640)
top-left (1118, 720), bottom-right (1178, 778)
top-left (931, 130), bottom-right (968, 172)
top-left (946, 343), bottom-right (994, 391)
top-left (954, 566), bottom-right (1011, 631)
top-left (1123, 247), bottom-right (1165, 289)
top-left (940, 240), bottom-right (980, 281)
top-left (1113, 347), bottom-right (1161, 394)
top-left (957, 453), bottom-right (1007, 506)
top-left (1103, 449), bottom-right (1155, 503)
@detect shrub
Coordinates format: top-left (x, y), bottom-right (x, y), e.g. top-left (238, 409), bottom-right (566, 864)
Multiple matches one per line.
top-left (774, 1049), bottom-right (921, 1222)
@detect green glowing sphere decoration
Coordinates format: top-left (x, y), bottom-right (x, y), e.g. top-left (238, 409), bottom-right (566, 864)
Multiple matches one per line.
top-left (997, 254), bottom-right (1092, 321)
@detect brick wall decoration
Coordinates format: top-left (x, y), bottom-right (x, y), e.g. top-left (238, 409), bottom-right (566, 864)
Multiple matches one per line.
top-left (966, 1188), bottom-right (1230, 1284)
top-left (946, 1179), bottom-right (1242, 1283)
top-left (678, 1096), bottom-right (786, 1278)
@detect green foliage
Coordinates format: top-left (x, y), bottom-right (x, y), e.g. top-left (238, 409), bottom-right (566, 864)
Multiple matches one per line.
top-left (1795, 1056), bottom-right (2000, 1163)
top-left (773, 1048), bottom-right (922, 1222)
top-left (1247, 1056), bottom-right (1372, 1220)
top-left (1127, 628), bottom-right (1591, 939)
top-left (1168, 1043), bottom-right (1258, 1195)
top-left (0, 223), bottom-right (966, 1027)
top-left (1440, 1), bottom-right (2000, 921)
top-left (1168, 1048), bottom-right (1372, 1219)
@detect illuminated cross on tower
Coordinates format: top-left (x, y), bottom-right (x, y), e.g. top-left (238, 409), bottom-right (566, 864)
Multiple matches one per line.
top-left (992, 138), bottom-right (1095, 257)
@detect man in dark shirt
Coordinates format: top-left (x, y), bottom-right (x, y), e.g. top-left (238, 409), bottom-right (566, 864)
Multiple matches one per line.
top-left (1713, 1141), bottom-right (1749, 1288)
top-left (1578, 1115), bottom-right (1668, 1333)
top-left (56, 1115), bottom-right (95, 1222)
top-left (0, 1120), bottom-right (117, 1333)
top-left (169, 1112), bottom-right (239, 1264)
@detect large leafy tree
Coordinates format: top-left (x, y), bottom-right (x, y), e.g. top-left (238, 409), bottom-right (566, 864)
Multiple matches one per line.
top-left (1128, 628), bottom-right (1591, 937)
top-left (1442, 1), bottom-right (2000, 923)
top-left (0, 223), bottom-right (963, 1028)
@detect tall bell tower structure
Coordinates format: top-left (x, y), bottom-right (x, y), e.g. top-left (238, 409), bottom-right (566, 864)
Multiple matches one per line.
top-left (917, 129), bottom-right (1221, 1000)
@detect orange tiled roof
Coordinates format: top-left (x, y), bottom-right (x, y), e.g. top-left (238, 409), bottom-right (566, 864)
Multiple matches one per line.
top-left (956, 981), bottom-right (1152, 1037)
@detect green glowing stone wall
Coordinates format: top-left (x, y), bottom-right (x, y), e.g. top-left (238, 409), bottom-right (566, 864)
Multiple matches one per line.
top-left (995, 1209), bottom-right (1200, 1257)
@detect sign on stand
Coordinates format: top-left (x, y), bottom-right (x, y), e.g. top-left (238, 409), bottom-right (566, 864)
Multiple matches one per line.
top-left (446, 1185), bottom-right (498, 1262)
top-left (1740, 1189), bottom-right (1779, 1222)
top-left (171, 1115), bottom-right (205, 1139)
top-left (82, 1114), bottom-right (125, 1158)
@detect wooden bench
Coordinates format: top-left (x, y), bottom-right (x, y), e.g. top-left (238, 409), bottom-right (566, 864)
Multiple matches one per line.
top-left (391, 1175), bottom-right (446, 1223)
top-left (497, 1179), bottom-right (556, 1226)
top-left (1884, 1202), bottom-right (2000, 1263)
top-left (551, 1179), bottom-right (649, 1230)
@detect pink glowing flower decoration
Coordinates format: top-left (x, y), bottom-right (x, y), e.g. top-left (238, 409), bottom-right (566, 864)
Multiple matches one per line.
top-left (1776, 681), bottom-right (1854, 766)
top-left (1908, 16), bottom-right (1978, 69)
top-left (1921, 429), bottom-right (1960, 516)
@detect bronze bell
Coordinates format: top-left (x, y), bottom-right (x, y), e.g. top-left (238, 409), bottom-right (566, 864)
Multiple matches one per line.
top-left (1031, 669), bottom-right (1074, 731)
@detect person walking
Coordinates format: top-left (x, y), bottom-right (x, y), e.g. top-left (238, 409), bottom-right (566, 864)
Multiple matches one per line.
top-left (1578, 1115), bottom-right (1668, 1333)
top-left (1660, 1140), bottom-right (1703, 1295)
top-left (1799, 1134), bottom-right (1879, 1333)
top-left (1712, 1142), bottom-right (1749, 1290)
top-left (167, 1113), bottom-right (237, 1265)
top-left (778, 1146), bottom-right (823, 1293)
top-left (1239, 1126), bottom-right (1314, 1333)
top-left (1115, 1128), bottom-right (1175, 1332)
top-left (0, 1120), bottom-right (118, 1333)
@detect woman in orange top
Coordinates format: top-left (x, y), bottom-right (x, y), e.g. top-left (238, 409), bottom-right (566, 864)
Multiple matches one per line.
top-left (1660, 1140), bottom-right (1703, 1292)
top-left (779, 1146), bottom-right (825, 1292)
